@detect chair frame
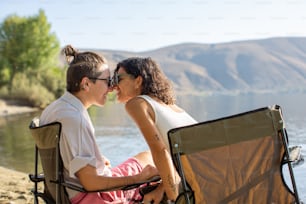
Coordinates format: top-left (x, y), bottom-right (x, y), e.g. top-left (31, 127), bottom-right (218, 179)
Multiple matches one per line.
top-left (280, 127), bottom-right (303, 204)
top-left (168, 105), bottom-right (301, 204)
top-left (29, 121), bottom-right (74, 203)
top-left (29, 119), bottom-right (160, 204)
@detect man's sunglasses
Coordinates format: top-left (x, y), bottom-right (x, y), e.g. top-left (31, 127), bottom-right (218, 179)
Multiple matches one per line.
top-left (89, 77), bottom-right (111, 87)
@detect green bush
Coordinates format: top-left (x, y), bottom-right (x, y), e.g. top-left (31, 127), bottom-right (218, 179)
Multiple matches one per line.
top-left (37, 66), bottom-right (66, 98)
top-left (9, 73), bottom-right (56, 108)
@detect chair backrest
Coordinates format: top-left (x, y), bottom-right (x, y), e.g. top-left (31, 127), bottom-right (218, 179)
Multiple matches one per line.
top-left (30, 119), bottom-right (70, 204)
top-left (168, 105), bottom-right (301, 204)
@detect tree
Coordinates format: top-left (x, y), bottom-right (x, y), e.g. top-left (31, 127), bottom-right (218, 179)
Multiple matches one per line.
top-left (0, 9), bottom-right (60, 93)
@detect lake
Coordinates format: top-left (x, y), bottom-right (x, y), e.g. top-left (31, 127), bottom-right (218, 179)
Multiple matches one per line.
top-left (0, 92), bottom-right (305, 201)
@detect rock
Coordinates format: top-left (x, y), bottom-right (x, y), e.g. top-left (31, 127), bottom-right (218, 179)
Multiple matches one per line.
top-left (289, 145), bottom-right (304, 167)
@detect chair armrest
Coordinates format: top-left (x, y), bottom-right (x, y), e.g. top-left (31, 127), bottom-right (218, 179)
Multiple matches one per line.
top-left (61, 181), bottom-right (87, 192)
top-left (63, 175), bottom-right (161, 193)
top-left (29, 173), bottom-right (45, 183)
top-left (121, 175), bottom-right (161, 191)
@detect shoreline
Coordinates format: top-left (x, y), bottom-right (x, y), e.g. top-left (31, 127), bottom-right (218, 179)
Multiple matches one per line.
top-left (0, 99), bottom-right (39, 117)
top-left (0, 100), bottom-right (41, 203)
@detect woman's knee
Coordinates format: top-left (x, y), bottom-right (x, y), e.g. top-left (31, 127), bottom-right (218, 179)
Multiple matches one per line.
top-left (134, 150), bottom-right (154, 167)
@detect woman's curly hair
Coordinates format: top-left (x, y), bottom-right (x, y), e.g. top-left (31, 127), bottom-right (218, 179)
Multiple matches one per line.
top-left (115, 57), bottom-right (175, 104)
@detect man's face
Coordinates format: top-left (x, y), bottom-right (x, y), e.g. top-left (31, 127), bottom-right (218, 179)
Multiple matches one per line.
top-left (88, 68), bottom-right (111, 107)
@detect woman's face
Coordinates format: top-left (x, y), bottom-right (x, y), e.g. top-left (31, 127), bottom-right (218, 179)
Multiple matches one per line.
top-left (113, 67), bottom-right (141, 103)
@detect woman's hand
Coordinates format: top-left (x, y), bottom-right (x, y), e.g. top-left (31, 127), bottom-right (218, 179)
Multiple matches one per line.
top-left (142, 183), bottom-right (165, 204)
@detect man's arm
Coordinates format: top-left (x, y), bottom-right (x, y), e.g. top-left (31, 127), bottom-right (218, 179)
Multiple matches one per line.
top-left (76, 164), bottom-right (158, 191)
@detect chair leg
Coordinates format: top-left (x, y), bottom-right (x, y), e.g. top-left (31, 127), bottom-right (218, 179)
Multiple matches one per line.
top-left (280, 128), bottom-right (301, 204)
top-left (33, 194), bottom-right (39, 204)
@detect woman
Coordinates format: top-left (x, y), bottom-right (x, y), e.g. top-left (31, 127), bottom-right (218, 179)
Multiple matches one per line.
top-left (40, 46), bottom-right (158, 204)
top-left (112, 57), bottom-right (197, 203)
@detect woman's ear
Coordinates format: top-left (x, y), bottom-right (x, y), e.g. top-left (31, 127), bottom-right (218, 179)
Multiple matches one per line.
top-left (135, 75), bottom-right (143, 89)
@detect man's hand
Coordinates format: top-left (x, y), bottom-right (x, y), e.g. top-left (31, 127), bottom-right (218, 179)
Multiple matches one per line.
top-left (104, 158), bottom-right (111, 167)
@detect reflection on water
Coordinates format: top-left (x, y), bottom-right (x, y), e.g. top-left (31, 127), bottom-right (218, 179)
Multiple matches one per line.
top-left (0, 93), bottom-right (305, 172)
top-left (0, 111), bottom-right (41, 173)
top-left (178, 93), bottom-right (306, 146)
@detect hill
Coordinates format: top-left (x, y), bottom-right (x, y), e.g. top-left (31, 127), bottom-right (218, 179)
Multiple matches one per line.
top-left (90, 37), bottom-right (306, 95)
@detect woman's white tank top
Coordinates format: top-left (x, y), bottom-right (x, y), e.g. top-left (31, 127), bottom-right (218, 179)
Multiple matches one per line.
top-left (137, 95), bottom-right (197, 150)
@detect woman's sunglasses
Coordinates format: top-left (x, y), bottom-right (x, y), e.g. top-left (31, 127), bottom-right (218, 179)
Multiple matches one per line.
top-left (111, 72), bottom-right (132, 87)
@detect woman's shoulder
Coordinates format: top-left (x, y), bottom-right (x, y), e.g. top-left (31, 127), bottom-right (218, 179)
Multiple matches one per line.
top-left (126, 95), bottom-right (164, 112)
top-left (126, 95), bottom-right (154, 105)
top-left (125, 96), bottom-right (148, 109)
top-left (138, 95), bottom-right (165, 104)
top-left (125, 96), bottom-right (155, 118)
top-left (136, 95), bottom-right (153, 101)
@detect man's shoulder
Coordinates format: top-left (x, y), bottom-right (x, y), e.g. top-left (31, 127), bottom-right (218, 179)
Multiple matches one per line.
top-left (41, 99), bottom-right (83, 124)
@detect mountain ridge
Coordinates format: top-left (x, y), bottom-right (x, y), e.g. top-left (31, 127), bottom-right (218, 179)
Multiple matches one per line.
top-left (89, 37), bottom-right (306, 95)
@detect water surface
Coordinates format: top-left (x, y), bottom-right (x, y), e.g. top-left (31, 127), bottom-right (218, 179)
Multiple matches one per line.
top-left (0, 93), bottom-right (305, 201)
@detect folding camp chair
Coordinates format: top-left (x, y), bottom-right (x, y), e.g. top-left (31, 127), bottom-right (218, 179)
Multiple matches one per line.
top-left (168, 105), bottom-right (301, 204)
top-left (28, 118), bottom-right (160, 204)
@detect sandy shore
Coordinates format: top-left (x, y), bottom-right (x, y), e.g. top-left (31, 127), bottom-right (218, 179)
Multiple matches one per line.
top-left (0, 99), bottom-right (41, 203)
top-left (0, 166), bottom-right (42, 204)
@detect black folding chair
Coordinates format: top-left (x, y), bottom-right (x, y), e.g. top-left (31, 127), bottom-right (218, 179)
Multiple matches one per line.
top-left (28, 118), bottom-right (160, 204)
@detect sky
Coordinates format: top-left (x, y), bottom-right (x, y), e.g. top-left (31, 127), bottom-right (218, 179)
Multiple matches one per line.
top-left (1, 0), bottom-right (306, 52)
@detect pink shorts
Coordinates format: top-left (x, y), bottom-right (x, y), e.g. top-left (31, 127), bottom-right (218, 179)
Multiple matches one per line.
top-left (70, 157), bottom-right (144, 204)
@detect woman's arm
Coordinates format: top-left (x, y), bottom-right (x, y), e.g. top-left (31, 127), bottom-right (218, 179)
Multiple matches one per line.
top-left (125, 97), bottom-right (180, 201)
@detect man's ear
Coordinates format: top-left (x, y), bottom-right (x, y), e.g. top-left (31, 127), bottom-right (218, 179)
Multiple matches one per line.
top-left (81, 77), bottom-right (90, 90)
